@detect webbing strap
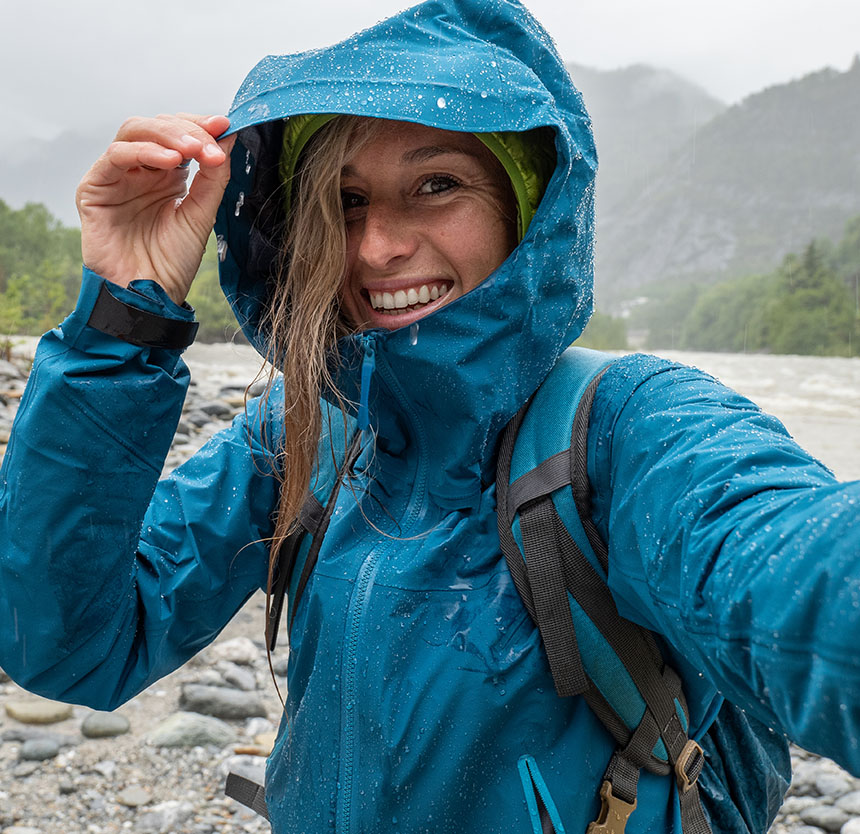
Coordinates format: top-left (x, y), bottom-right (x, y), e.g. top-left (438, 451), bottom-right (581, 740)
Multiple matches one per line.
top-left (289, 431), bottom-right (364, 634)
top-left (507, 449), bottom-right (571, 518)
top-left (496, 399), bottom-right (537, 620)
top-left (520, 499), bottom-right (589, 697)
top-left (224, 772), bottom-right (270, 821)
top-left (267, 493), bottom-right (325, 651)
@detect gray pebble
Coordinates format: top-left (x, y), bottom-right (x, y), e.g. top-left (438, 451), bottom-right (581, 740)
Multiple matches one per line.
top-left (91, 759), bottom-right (117, 779)
top-left (148, 711), bottom-right (237, 748)
top-left (780, 795), bottom-right (821, 815)
top-left (841, 820), bottom-right (860, 834)
top-left (12, 761), bottom-right (40, 778)
top-left (58, 776), bottom-right (77, 795)
top-left (816, 772), bottom-right (855, 799)
top-left (2, 727), bottom-right (76, 747)
top-left (180, 684), bottom-right (267, 720)
top-left (3, 827), bottom-right (45, 834)
top-left (800, 805), bottom-right (850, 832)
top-left (271, 655), bottom-right (289, 678)
top-left (199, 400), bottom-right (234, 418)
top-left (81, 711), bottom-right (130, 739)
top-left (116, 785), bottom-right (152, 807)
top-left (220, 754), bottom-right (266, 786)
top-left (219, 661), bottom-right (258, 692)
top-left (19, 737), bottom-right (60, 761)
top-left (137, 800), bottom-right (195, 833)
top-left (837, 791), bottom-right (860, 815)
top-left (187, 410), bottom-right (214, 428)
top-left (248, 380), bottom-right (267, 398)
top-left (208, 637), bottom-right (261, 666)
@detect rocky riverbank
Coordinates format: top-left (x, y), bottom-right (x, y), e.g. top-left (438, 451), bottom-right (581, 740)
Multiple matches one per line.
top-left (2, 340), bottom-right (860, 833)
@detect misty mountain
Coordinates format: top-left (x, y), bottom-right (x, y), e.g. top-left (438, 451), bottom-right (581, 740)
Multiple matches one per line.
top-left (596, 58), bottom-right (860, 305)
top-left (568, 63), bottom-right (727, 210)
top-left (0, 127), bottom-right (116, 227)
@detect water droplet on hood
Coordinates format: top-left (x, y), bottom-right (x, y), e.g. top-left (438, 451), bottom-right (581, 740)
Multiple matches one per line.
top-left (436, 97), bottom-right (447, 109)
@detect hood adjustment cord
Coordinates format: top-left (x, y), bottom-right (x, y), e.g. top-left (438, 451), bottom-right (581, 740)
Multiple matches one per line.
top-left (357, 336), bottom-right (377, 433)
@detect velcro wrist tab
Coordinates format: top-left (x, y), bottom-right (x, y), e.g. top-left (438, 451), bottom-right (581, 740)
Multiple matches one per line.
top-left (87, 282), bottom-right (199, 350)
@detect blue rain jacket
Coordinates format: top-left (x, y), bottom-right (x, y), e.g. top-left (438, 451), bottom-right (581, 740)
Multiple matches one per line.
top-left (2, 1), bottom-right (860, 832)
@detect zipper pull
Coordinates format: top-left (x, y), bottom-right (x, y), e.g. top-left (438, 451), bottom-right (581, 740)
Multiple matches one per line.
top-left (357, 338), bottom-right (376, 433)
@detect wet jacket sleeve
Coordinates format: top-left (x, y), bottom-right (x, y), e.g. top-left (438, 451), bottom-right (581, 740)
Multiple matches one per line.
top-left (587, 354), bottom-right (860, 774)
top-left (0, 269), bottom-right (274, 709)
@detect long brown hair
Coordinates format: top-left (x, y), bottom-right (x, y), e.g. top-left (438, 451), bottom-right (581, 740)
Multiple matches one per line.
top-left (258, 115), bottom-right (382, 645)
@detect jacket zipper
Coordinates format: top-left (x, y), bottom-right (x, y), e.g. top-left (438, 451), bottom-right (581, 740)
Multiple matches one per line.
top-left (336, 335), bottom-right (429, 834)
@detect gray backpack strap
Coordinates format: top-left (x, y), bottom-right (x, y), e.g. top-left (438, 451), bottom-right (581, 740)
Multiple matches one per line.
top-left (225, 772), bottom-right (270, 821)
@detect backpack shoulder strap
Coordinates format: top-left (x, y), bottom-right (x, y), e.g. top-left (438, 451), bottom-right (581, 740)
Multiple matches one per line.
top-left (497, 347), bottom-right (711, 834)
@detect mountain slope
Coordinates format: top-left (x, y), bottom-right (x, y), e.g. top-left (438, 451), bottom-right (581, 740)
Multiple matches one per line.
top-left (596, 58), bottom-right (860, 304)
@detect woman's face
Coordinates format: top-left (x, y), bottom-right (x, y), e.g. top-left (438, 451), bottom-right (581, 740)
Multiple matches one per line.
top-left (339, 121), bottom-right (517, 330)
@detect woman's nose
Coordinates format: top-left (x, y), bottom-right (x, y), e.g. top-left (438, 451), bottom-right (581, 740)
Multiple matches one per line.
top-left (354, 204), bottom-right (420, 269)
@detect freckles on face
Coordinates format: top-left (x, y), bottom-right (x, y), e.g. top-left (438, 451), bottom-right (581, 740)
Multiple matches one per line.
top-left (338, 121), bottom-right (517, 330)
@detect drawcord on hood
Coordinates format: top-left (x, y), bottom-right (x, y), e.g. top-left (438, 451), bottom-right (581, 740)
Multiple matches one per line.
top-left (278, 113), bottom-right (557, 434)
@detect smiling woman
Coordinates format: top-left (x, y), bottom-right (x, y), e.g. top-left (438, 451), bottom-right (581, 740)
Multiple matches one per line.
top-left (1, 1), bottom-right (860, 833)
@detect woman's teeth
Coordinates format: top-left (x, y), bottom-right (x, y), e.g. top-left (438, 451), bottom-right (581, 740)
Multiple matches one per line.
top-left (369, 284), bottom-right (450, 313)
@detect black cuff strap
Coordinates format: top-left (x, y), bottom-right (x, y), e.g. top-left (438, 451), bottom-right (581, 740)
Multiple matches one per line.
top-left (87, 282), bottom-right (198, 350)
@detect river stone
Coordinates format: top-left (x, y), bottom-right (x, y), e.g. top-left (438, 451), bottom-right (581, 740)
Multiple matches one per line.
top-left (11, 762), bottom-right (39, 778)
top-left (116, 785), bottom-right (152, 807)
top-left (837, 791), bottom-right (860, 814)
top-left (816, 772), bottom-right (856, 799)
top-left (180, 684), bottom-right (266, 720)
top-left (780, 795), bottom-right (821, 815)
top-left (208, 636), bottom-right (260, 666)
top-left (218, 661), bottom-right (257, 692)
top-left (841, 820), bottom-right (860, 834)
top-left (148, 711), bottom-right (236, 748)
top-left (199, 400), bottom-right (233, 418)
top-left (5, 699), bottom-right (73, 725)
top-left (800, 804), bottom-right (850, 832)
top-left (19, 737), bottom-right (60, 761)
top-left (137, 800), bottom-right (194, 833)
top-left (3, 827), bottom-right (45, 834)
top-left (81, 711), bottom-right (130, 738)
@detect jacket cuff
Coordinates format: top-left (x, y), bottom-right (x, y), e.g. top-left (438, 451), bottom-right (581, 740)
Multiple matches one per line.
top-left (62, 267), bottom-right (198, 350)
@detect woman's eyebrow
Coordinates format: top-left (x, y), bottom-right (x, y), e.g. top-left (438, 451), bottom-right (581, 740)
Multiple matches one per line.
top-left (401, 145), bottom-right (479, 164)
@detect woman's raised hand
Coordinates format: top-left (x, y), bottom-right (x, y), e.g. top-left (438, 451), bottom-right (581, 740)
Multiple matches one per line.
top-left (76, 114), bottom-right (236, 306)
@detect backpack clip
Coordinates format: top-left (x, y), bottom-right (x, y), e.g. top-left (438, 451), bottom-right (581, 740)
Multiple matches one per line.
top-left (675, 739), bottom-right (705, 793)
top-left (586, 780), bottom-right (637, 834)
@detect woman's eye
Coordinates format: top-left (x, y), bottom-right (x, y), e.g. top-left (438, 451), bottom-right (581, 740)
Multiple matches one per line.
top-left (417, 176), bottom-right (460, 196)
top-left (341, 191), bottom-right (366, 212)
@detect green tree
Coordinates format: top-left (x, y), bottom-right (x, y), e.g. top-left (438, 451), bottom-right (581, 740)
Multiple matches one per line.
top-left (574, 310), bottom-right (628, 350)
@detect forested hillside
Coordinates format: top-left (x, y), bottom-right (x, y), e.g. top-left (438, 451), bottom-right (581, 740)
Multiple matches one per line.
top-left (629, 215), bottom-right (860, 356)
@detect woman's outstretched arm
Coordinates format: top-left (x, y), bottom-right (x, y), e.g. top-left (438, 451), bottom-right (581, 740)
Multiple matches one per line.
top-left (587, 354), bottom-right (860, 774)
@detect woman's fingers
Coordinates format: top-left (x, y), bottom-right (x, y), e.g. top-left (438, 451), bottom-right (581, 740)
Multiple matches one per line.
top-left (183, 134), bottom-right (237, 225)
top-left (115, 114), bottom-right (228, 168)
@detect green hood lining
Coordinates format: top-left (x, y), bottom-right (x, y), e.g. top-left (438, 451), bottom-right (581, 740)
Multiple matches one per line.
top-left (278, 114), bottom-right (555, 241)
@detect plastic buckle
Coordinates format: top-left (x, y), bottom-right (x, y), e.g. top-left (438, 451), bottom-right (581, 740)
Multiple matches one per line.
top-left (675, 739), bottom-right (705, 793)
top-left (586, 780), bottom-right (637, 834)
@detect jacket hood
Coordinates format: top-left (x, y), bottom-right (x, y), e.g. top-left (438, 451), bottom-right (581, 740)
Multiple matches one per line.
top-left (214, 0), bottom-right (597, 507)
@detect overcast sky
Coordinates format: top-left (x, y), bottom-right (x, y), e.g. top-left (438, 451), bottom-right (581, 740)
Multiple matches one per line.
top-left (2, 0), bottom-right (858, 146)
